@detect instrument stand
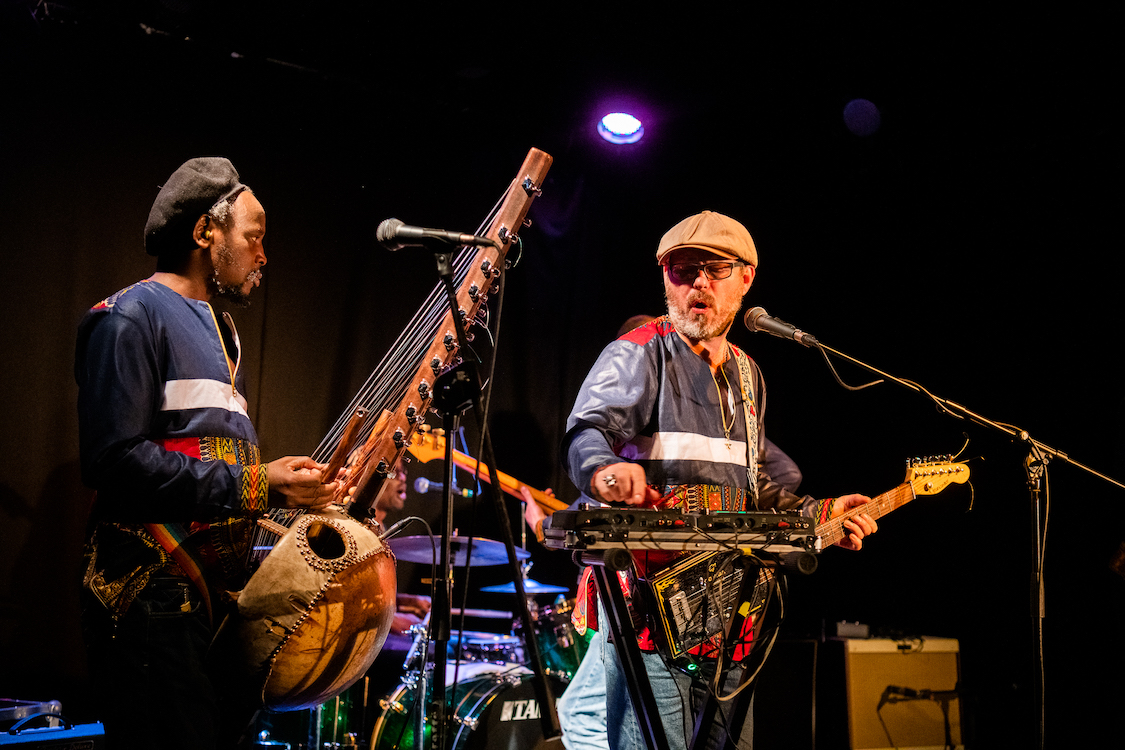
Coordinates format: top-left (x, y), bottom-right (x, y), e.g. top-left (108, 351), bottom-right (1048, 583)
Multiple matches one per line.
top-left (589, 548), bottom-right (669, 750)
top-left (400, 619), bottom-right (432, 750)
top-left (427, 389), bottom-right (471, 750)
top-left (1023, 442), bottom-right (1048, 749)
top-left (426, 249), bottom-right (560, 749)
top-left (806, 339), bottom-right (1125, 750)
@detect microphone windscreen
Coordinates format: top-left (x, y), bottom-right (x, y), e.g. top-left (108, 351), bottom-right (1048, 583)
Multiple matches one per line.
top-left (743, 306), bottom-right (768, 331)
top-left (376, 218), bottom-right (402, 243)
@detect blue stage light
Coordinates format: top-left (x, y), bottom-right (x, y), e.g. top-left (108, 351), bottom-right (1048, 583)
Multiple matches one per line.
top-left (597, 112), bottom-right (644, 144)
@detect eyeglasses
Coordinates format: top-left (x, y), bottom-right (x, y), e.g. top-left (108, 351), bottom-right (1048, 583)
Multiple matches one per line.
top-left (664, 261), bottom-right (744, 284)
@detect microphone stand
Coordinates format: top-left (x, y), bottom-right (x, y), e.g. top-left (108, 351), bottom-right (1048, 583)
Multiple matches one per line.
top-left (801, 338), bottom-right (1124, 750)
top-left (427, 248), bottom-right (561, 750)
top-left (878, 687), bottom-right (960, 748)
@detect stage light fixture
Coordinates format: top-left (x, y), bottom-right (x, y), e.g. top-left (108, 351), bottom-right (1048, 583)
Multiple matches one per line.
top-left (597, 112), bottom-right (644, 144)
top-left (844, 98), bottom-right (881, 136)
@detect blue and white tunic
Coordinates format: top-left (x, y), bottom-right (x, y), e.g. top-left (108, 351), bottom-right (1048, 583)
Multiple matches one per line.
top-left (76, 279), bottom-right (269, 615)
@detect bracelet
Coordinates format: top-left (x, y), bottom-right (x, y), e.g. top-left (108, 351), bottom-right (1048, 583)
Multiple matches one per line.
top-left (815, 497), bottom-right (834, 524)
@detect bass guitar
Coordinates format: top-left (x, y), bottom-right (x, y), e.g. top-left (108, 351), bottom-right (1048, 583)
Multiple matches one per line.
top-left (406, 424), bottom-right (568, 515)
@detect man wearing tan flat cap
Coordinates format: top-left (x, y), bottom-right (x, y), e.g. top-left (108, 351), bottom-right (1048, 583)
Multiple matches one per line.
top-left (562, 210), bottom-right (878, 750)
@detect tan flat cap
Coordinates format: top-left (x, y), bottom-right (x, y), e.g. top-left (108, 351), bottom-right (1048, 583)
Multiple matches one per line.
top-left (656, 210), bottom-right (758, 267)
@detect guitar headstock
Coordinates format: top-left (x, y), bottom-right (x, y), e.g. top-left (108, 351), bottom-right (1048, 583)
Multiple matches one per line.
top-left (905, 456), bottom-right (970, 496)
top-left (407, 426), bottom-right (448, 464)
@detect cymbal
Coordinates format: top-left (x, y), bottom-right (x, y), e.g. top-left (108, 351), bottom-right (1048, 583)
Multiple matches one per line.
top-left (388, 535), bottom-right (530, 566)
top-left (480, 579), bottom-right (570, 595)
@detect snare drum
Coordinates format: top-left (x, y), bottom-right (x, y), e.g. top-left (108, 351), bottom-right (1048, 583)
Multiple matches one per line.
top-left (449, 630), bottom-right (526, 665)
top-left (371, 667), bottom-right (563, 750)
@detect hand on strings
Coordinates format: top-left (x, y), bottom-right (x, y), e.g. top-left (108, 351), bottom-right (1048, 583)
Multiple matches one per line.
top-left (267, 456), bottom-right (338, 509)
top-left (830, 493), bottom-right (878, 550)
top-left (591, 462), bottom-right (661, 506)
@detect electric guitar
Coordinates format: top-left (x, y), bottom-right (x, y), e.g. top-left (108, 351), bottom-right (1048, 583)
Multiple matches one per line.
top-left (647, 457), bottom-right (970, 661)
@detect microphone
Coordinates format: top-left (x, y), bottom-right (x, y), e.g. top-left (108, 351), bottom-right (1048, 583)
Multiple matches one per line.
top-left (376, 218), bottom-right (496, 251)
top-left (743, 306), bottom-right (820, 348)
top-left (413, 477), bottom-right (474, 498)
top-left (878, 685), bottom-right (923, 710)
top-left (888, 685), bottom-right (920, 699)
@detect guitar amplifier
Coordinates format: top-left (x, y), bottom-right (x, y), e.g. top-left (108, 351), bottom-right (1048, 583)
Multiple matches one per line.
top-left (818, 637), bottom-right (963, 749)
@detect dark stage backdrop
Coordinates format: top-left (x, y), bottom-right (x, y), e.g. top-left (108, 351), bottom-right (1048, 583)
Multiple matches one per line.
top-left (2, 6), bottom-right (1122, 746)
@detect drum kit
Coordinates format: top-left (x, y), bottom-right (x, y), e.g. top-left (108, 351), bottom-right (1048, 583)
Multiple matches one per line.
top-left (255, 534), bottom-right (589, 750)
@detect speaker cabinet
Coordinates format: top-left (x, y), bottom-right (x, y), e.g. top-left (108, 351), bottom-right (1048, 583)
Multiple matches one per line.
top-left (839, 637), bottom-right (962, 749)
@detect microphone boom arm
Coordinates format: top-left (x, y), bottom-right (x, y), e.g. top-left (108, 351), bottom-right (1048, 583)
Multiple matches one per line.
top-left (814, 339), bottom-right (1121, 487)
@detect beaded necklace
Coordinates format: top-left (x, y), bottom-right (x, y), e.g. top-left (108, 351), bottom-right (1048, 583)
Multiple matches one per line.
top-left (710, 346), bottom-right (736, 449)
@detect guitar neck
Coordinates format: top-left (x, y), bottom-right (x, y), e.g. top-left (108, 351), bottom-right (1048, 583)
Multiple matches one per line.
top-left (448, 449), bottom-right (570, 513)
top-left (816, 483), bottom-right (913, 547)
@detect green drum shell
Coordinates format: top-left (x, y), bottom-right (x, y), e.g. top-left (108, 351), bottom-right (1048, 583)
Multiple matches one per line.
top-left (371, 668), bottom-right (563, 750)
top-left (532, 598), bottom-right (592, 683)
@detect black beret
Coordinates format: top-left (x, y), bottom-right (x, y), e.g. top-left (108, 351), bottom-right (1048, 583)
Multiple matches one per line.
top-left (143, 157), bottom-right (247, 256)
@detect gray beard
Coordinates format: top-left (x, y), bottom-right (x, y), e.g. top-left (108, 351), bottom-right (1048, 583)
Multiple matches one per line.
top-left (665, 293), bottom-right (739, 342)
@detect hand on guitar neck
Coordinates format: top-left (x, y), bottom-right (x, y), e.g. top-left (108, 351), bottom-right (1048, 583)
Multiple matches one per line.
top-left (519, 484), bottom-right (558, 543)
top-left (829, 493), bottom-right (877, 551)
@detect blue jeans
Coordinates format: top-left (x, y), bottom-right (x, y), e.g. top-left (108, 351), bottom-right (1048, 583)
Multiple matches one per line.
top-left (557, 625), bottom-right (610, 750)
top-left (603, 639), bottom-right (755, 750)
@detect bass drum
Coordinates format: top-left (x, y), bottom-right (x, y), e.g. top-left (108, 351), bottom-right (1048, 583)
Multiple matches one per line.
top-left (371, 667), bottom-right (563, 750)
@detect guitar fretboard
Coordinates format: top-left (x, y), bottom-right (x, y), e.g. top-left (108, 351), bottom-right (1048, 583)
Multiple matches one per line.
top-left (817, 483), bottom-right (913, 547)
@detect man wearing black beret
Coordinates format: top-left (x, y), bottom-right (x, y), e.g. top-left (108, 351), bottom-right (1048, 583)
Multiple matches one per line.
top-left (75, 157), bottom-right (336, 748)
